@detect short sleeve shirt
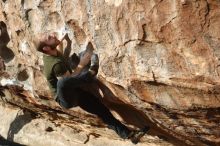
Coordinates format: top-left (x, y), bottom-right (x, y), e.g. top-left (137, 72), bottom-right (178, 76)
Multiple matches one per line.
top-left (43, 54), bottom-right (70, 96)
top-left (53, 62), bottom-right (69, 77)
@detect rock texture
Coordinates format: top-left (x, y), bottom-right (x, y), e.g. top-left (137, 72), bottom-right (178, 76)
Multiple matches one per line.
top-left (0, 0), bottom-right (220, 146)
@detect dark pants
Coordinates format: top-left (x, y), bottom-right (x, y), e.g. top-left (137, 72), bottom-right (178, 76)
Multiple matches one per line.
top-left (56, 72), bottom-right (131, 139)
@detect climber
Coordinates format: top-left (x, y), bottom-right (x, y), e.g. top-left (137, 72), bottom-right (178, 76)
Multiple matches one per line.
top-left (35, 32), bottom-right (149, 144)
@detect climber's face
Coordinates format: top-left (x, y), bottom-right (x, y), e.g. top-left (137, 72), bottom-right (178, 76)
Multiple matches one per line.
top-left (43, 33), bottom-right (60, 50)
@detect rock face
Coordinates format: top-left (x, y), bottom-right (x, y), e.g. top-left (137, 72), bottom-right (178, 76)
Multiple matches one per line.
top-left (0, 0), bottom-right (220, 146)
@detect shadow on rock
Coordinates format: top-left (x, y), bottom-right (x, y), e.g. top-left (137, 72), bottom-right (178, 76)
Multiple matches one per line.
top-left (81, 77), bottom-right (151, 129)
top-left (0, 135), bottom-right (25, 146)
top-left (0, 21), bottom-right (15, 63)
top-left (7, 110), bottom-right (36, 142)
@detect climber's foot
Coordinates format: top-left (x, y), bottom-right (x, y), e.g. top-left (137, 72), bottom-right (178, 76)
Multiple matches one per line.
top-left (129, 126), bottom-right (150, 144)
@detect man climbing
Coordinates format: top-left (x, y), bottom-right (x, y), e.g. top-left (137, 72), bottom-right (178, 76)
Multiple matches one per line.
top-left (35, 32), bottom-right (149, 144)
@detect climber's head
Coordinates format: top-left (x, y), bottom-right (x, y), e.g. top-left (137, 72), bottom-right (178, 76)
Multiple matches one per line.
top-left (35, 32), bottom-right (60, 54)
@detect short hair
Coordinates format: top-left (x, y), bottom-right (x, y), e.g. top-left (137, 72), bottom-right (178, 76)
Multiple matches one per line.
top-left (36, 41), bottom-right (47, 53)
top-left (33, 32), bottom-right (49, 53)
top-left (33, 37), bottom-right (46, 53)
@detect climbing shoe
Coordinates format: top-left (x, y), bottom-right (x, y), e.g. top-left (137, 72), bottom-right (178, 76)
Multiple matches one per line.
top-left (129, 126), bottom-right (150, 144)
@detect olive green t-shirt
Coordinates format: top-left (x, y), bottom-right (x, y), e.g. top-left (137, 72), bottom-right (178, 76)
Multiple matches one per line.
top-left (43, 54), bottom-right (70, 97)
